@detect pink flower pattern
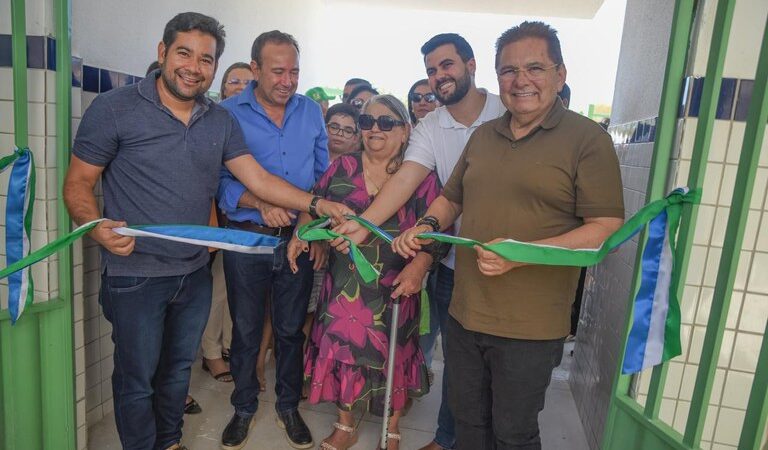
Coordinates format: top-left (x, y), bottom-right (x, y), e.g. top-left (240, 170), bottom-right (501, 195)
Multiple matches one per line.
top-left (303, 152), bottom-right (446, 414)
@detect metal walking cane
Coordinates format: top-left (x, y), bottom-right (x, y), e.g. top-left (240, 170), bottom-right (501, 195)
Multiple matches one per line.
top-left (379, 295), bottom-right (401, 449)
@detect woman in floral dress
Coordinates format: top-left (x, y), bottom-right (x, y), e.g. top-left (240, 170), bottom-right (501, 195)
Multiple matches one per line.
top-left (288, 95), bottom-right (447, 450)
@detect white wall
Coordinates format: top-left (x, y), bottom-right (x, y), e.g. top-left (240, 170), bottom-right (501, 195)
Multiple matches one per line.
top-left (72, 0), bottom-right (327, 90)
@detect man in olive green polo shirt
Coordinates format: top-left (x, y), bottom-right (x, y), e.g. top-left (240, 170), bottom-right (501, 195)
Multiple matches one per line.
top-left (393, 21), bottom-right (624, 449)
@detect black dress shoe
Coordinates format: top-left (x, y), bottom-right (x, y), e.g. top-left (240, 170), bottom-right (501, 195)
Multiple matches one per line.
top-left (276, 410), bottom-right (314, 449)
top-left (221, 414), bottom-right (254, 450)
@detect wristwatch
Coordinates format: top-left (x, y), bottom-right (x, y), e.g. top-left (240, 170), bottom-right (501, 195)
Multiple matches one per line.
top-left (308, 196), bottom-right (321, 218)
top-left (416, 215), bottom-right (440, 233)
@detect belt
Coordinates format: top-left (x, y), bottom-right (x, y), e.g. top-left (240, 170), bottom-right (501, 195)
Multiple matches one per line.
top-left (228, 221), bottom-right (295, 238)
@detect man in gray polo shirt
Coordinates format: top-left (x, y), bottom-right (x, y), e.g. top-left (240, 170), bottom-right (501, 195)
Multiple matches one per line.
top-left (63, 12), bottom-right (350, 450)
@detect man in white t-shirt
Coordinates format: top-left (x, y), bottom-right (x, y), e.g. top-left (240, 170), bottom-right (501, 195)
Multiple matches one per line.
top-left (333, 33), bottom-right (504, 450)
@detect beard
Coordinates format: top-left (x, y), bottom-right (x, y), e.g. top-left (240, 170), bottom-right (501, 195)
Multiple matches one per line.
top-left (160, 65), bottom-right (207, 101)
top-left (434, 69), bottom-right (472, 106)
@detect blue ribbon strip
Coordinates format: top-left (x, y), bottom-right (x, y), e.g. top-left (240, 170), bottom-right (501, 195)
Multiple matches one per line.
top-left (5, 148), bottom-right (35, 324)
top-left (622, 209), bottom-right (668, 374)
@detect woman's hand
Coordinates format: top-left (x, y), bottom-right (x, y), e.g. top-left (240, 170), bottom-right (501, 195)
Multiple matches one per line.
top-left (330, 220), bottom-right (369, 254)
top-left (309, 241), bottom-right (328, 270)
top-left (391, 254), bottom-right (431, 299)
top-left (287, 236), bottom-right (309, 274)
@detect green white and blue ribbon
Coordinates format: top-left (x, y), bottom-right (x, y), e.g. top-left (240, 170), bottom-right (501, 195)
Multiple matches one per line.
top-left (298, 188), bottom-right (700, 374)
top-left (297, 217), bottom-right (380, 283)
top-left (113, 224), bottom-right (279, 254)
top-left (0, 219), bottom-right (279, 287)
top-left (622, 188), bottom-right (687, 374)
top-left (1, 147), bottom-right (35, 325)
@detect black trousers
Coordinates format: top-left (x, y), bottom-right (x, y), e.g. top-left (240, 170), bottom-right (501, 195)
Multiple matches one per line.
top-left (445, 316), bottom-right (564, 450)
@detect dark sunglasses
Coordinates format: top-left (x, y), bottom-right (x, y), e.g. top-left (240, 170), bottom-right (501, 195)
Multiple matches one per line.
top-left (358, 114), bottom-right (406, 131)
top-left (410, 92), bottom-right (437, 103)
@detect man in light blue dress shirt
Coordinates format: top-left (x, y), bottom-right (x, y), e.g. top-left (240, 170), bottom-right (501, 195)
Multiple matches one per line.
top-left (217, 30), bottom-right (327, 450)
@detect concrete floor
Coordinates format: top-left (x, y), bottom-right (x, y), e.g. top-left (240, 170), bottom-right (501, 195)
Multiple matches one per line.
top-left (89, 342), bottom-right (588, 450)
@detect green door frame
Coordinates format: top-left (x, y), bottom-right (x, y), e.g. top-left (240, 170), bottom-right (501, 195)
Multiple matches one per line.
top-left (603, 0), bottom-right (768, 448)
top-left (0, 0), bottom-right (76, 448)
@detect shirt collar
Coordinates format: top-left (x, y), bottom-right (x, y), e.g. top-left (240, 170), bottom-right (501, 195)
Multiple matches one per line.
top-left (237, 80), bottom-right (299, 118)
top-left (138, 69), bottom-right (211, 115)
top-left (493, 96), bottom-right (566, 141)
top-left (437, 88), bottom-right (496, 130)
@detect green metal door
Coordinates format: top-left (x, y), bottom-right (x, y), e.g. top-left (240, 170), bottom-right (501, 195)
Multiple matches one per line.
top-left (0, 0), bottom-right (77, 448)
top-left (603, 1), bottom-right (768, 448)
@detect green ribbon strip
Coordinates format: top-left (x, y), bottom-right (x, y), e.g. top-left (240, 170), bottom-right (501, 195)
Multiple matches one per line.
top-left (0, 219), bottom-right (100, 280)
top-left (416, 189), bottom-right (700, 266)
top-left (296, 218), bottom-right (380, 283)
top-left (297, 189), bottom-right (701, 278)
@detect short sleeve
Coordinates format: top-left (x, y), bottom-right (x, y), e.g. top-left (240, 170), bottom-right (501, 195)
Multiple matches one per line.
top-left (403, 121), bottom-right (436, 171)
top-left (574, 132), bottom-right (625, 218)
top-left (441, 135), bottom-right (473, 205)
top-left (72, 95), bottom-right (119, 167)
top-left (222, 114), bottom-right (249, 162)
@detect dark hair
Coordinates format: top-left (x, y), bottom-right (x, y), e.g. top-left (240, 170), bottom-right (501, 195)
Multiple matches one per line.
top-left (162, 12), bottom-right (226, 61)
top-left (406, 79), bottom-right (430, 125)
top-left (251, 30), bottom-right (300, 66)
top-left (145, 61), bottom-right (160, 76)
top-left (219, 62), bottom-right (251, 100)
top-left (342, 78), bottom-right (371, 102)
top-left (344, 78), bottom-right (371, 89)
top-left (420, 33), bottom-right (474, 63)
top-left (347, 85), bottom-right (379, 104)
top-left (494, 21), bottom-right (563, 69)
top-left (558, 83), bottom-right (571, 105)
top-left (325, 103), bottom-right (360, 129)
top-left (362, 95), bottom-right (411, 174)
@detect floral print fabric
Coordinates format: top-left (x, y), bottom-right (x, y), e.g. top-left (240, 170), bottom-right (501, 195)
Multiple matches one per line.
top-left (304, 152), bottom-right (445, 414)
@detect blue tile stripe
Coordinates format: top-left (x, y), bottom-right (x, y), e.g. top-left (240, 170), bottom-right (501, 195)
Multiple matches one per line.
top-left (0, 34), bottom-right (143, 92)
top-left (608, 116), bottom-right (658, 146)
top-left (678, 75), bottom-right (758, 122)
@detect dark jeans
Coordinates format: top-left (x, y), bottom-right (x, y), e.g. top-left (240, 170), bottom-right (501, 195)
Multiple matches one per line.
top-left (100, 265), bottom-right (212, 450)
top-left (445, 316), bottom-right (564, 450)
top-left (224, 239), bottom-right (313, 417)
top-left (419, 264), bottom-right (456, 448)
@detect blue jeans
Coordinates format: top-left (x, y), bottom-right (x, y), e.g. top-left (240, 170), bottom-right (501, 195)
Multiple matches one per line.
top-left (419, 264), bottom-right (456, 449)
top-left (224, 239), bottom-right (313, 416)
top-left (445, 316), bottom-right (564, 450)
top-left (100, 265), bottom-right (212, 450)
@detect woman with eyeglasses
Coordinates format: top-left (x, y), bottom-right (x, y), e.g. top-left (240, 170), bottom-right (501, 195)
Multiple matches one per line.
top-left (288, 95), bottom-right (447, 450)
top-left (347, 85), bottom-right (380, 110)
top-left (407, 79), bottom-right (440, 125)
top-left (219, 62), bottom-right (253, 100)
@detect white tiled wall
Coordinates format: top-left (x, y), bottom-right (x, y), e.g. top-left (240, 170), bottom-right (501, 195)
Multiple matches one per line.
top-left (0, 58), bottom-right (92, 449)
top-left (634, 1), bottom-right (768, 448)
top-left (638, 124), bottom-right (768, 450)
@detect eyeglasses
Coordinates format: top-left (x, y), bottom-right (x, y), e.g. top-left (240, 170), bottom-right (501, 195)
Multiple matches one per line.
top-left (410, 92), bottom-right (437, 103)
top-left (327, 122), bottom-right (357, 138)
top-left (226, 78), bottom-right (252, 86)
top-left (497, 64), bottom-right (559, 81)
top-left (358, 114), bottom-right (406, 131)
top-left (350, 98), bottom-right (365, 109)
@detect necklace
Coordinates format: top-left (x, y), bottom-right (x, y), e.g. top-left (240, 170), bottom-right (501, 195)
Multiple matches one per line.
top-left (363, 159), bottom-right (391, 196)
